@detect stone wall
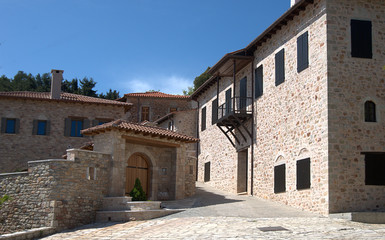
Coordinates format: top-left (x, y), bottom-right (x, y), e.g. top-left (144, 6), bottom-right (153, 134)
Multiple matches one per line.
top-left (0, 149), bottom-right (111, 234)
top-left (125, 97), bottom-right (192, 123)
top-left (0, 98), bottom-right (128, 173)
top-left (196, 0), bottom-right (330, 214)
top-left (326, 0), bottom-right (385, 213)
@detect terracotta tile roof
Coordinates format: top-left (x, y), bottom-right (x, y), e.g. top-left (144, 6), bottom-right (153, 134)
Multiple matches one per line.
top-left (82, 119), bottom-right (199, 143)
top-left (0, 91), bottom-right (132, 107)
top-left (123, 91), bottom-right (190, 99)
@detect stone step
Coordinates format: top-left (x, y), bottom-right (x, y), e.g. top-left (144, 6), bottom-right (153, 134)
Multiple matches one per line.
top-left (126, 201), bottom-right (162, 211)
top-left (95, 209), bottom-right (183, 222)
top-left (102, 197), bottom-right (133, 211)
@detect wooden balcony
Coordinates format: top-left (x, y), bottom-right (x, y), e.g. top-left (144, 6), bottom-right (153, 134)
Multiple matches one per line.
top-left (216, 97), bottom-right (253, 147)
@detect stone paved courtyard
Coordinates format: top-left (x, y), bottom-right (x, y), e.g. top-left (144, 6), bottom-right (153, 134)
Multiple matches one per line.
top-left (41, 183), bottom-right (385, 239)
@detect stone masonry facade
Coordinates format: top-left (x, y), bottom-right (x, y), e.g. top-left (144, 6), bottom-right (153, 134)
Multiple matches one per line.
top-left (195, 0), bottom-right (385, 215)
top-left (0, 98), bottom-right (129, 173)
top-left (0, 149), bottom-right (111, 234)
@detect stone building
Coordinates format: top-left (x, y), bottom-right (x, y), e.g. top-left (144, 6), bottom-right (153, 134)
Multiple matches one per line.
top-left (192, 0), bottom-right (385, 215)
top-left (117, 91), bottom-right (195, 123)
top-left (0, 70), bottom-right (132, 173)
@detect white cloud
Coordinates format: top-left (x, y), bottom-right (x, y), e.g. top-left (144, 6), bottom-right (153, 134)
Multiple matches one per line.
top-left (121, 75), bottom-right (192, 95)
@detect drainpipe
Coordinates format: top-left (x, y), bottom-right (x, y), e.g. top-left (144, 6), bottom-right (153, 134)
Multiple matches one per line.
top-left (250, 58), bottom-right (255, 196)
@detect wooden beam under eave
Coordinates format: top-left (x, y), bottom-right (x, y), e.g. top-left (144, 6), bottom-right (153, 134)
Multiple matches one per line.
top-left (122, 135), bottom-right (181, 148)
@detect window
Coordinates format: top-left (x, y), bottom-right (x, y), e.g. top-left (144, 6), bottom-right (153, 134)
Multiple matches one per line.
top-left (92, 119), bottom-right (113, 126)
top-left (204, 162), bottom-right (210, 182)
top-left (170, 107), bottom-right (177, 113)
top-left (212, 98), bottom-right (218, 125)
top-left (275, 48), bottom-right (285, 86)
top-left (297, 31), bottom-right (309, 72)
top-left (168, 120), bottom-right (174, 131)
top-left (201, 107), bottom-right (206, 131)
top-left (64, 118), bottom-right (89, 137)
top-left (141, 107), bottom-right (150, 121)
top-left (364, 101), bottom-right (376, 122)
top-left (225, 88), bottom-right (232, 115)
top-left (351, 19), bottom-right (372, 59)
top-left (1, 118), bottom-right (20, 134)
top-left (297, 158), bottom-right (311, 190)
top-left (87, 167), bottom-right (96, 180)
top-left (32, 120), bottom-right (50, 135)
top-left (365, 153), bottom-right (385, 185)
top-left (240, 77), bottom-right (247, 110)
top-left (274, 164), bottom-right (286, 193)
top-left (255, 65), bottom-right (263, 98)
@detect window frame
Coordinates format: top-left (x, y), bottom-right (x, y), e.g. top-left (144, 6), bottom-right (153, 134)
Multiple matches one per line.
top-left (351, 19), bottom-right (372, 59)
top-left (297, 31), bottom-right (309, 73)
top-left (274, 164), bottom-right (286, 193)
top-left (141, 106), bottom-right (150, 122)
top-left (1, 118), bottom-right (19, 134)
top-left (296, 158), bottom-right (311, 190)
top-left (275, 48), bottom-right (285, 86)
top-left (364, 101), bottom-right (376, 122)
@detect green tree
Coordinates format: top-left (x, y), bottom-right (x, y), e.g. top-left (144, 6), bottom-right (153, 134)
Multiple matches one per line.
top-left (35, 73), bottom-right (51, 92)
top-left (99, 89), bottom-right (120, 100)
top-left (62, 79), bottom-right (79, 94)
top-left (78, 77), bottom-right (97, 97)
top-left (183, 67), bottom-right (211, 96)
top-left (129, 178), bottom-right (147, 201)
top-left (0, 75), bottom-right (12, 91)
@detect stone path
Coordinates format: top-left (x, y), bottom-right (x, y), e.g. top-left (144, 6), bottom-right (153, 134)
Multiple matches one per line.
top-left (42, 183), bottom-right (385, 239)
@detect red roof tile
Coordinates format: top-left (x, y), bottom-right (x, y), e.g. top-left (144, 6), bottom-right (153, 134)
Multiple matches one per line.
top-left (0, 91), bottom-right (132, 107)
top-left (82, 119), bottom-right (198, 143)
top-left (123, 91), bottom-right (190, 99)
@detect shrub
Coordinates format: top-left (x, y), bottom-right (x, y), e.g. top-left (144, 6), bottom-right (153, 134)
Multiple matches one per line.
top-left (0, 195), bottom-right (10, 208)
top-left (129, 178), bottom-right (147, 201)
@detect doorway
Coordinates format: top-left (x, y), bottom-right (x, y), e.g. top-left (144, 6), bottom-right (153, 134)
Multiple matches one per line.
top-left (237, 149), bottom-right (248, 193)
top-left (126, 153), bottom-right (150, 196)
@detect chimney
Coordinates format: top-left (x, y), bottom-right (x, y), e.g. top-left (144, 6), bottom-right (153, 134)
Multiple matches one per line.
top-left (291, 0), bottom-right (300, 7)
top-left (50, 69), bottom-right (64, 99)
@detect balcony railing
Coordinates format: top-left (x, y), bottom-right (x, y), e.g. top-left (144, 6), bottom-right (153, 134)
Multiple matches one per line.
top-left (218, 97), bottom-right (253, 120)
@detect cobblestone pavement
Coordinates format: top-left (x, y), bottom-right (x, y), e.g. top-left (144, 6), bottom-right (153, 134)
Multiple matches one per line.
top-left (42, 183), bottom-right (385, 239)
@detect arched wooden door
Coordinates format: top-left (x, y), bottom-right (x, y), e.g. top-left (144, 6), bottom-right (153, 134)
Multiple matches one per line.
top-left (126, 154), bottom-right (149, 196)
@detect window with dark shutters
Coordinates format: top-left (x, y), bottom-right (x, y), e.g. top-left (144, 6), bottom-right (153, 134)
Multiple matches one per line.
top-left (1, 118), bottom-right (20, 134)
top-left (212, 98), bottom-right (218, 125)
top-left (365, 153), bottom-right (385, 185)
top-left (255, 65), bottom-right (263, 98)
top-left (225, 88), bottom-right (232, 114)
top-left (297, 158), bottom-right (311, 190)
top-left (297, 31), bottom-right (309, 73)
top-left (275, 49), bottom-right (285, 86)
top-left (351, 19), bottom-right (372, 59)
top-left (64, 117), bottom-right (89, 137)
top-left (204, 162), bottom-right (211, 182)
top-left (240, 77), bottom-right (247, 110)
top-left (274, 164), bottom-right (286, 193)
top-left (33, 120), bottom-right (49, 135)
top-left (364, 101), bottom-right (376, 122)
top-left (201, 107), bottom-right (206, 131)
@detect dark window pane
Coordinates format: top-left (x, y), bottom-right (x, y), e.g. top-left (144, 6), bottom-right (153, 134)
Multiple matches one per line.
top-left (6, 119), bottom-right (16, 134)
top-left (364, 101), bottom-right (376, 122)
top-left (297, 158), bottom-right (311, 190)
top-left (201, 107), bottom-right (206, 131)
top-left (365, 153), bottom-right (385, 185)
top-left (255, 65), bottom-right (263, 98)
top-left (70, 120), bottom-right (83, 137)
top-left (275, 49), bottom-right (285, 86)
top-left (37, 121), bottom-right (46, 135)
top-left (204, 162), bottom-right (211, 182)
top-left (297, 31), bottom-right (309, 73)
top-left (274, 164), bottom-right (286, 193)
top-left (351, 19), bottom-right (372, 59)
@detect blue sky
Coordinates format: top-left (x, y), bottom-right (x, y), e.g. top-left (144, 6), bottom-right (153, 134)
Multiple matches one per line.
top-left (0, 0), bottom-right (290, 95)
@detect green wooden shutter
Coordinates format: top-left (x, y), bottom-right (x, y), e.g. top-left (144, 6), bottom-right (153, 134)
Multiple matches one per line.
top-left (297, 158), bottom-right (311, 190)
top-left (212, 98), bottom-right (218, 125)
top-left (297, 32), bottom-right (309, 72)
top-left (255, 65), bottom-right (263, 98)
top-left (32, 120), bottom-right (38, 135)
top-left (275, 49), bottom-right (285, 86)
top-left (201, 107), bottom-right (206, 131)
top-left (15, 118), bottom-right (20, 134)
top-left (240, 77), bottom-right (247, 110)
top-left (351, 19), bottom-right (372, 58)
top-left (64, 118), bottom-right (71, 136)
top-left (46, 120), bottom-right (51, 135)
top-left (1, 118), bottom-right (6, 133)
top-left (274, 164), bottom-right (286, 193)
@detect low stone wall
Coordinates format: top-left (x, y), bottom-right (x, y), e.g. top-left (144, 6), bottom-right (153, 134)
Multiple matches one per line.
top-left (0, 149), bottom-right (111, 235)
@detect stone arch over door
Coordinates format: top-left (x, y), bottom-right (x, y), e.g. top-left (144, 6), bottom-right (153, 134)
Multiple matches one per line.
top-left (126, 153), bottom-right (152, 198)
